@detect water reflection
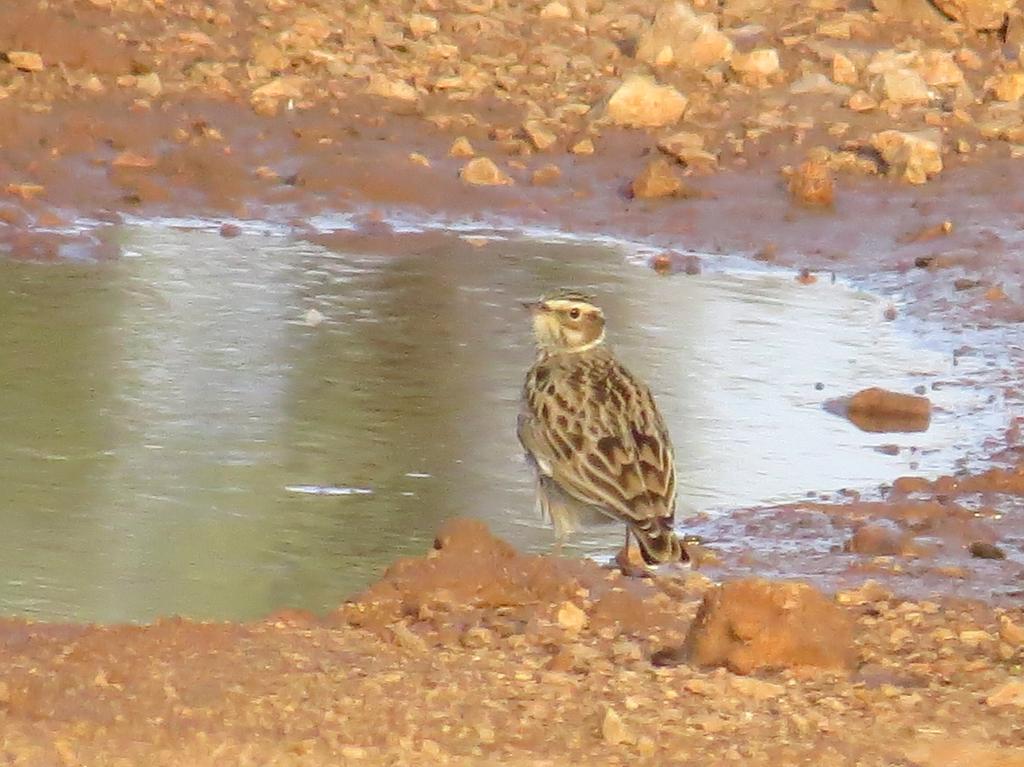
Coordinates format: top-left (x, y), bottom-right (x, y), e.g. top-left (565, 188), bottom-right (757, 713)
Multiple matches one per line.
top-left (0, 227), bottom-right (1005, 622)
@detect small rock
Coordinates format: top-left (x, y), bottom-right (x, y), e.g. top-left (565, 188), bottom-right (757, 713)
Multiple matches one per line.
top-left (833, 53), bottom-right (858, 86)
top-left (870, 130), bottom-right (942, 184)
top-left (881, 69), bottom-right (932, 105)
top-left (657, 131), bottom-right (718, 172)
top-left (570, 138), bottom-right (595, 155)
top-left (729, 675), bottom-right (786, 700)
top-left (409, 153), bottom-right (430, 167)
top-left (871, 0), bottom-right (953, 24)
top-left (637, 736), bottom-right (657, 757)
top-left (682, 677), bottom-right (719, 696)
top-left (960, 629), bottom-right (993, 645)
top-left (842, 387), bottom-right (932, 433)
top-left (845, 521), bottom-right (912, 556)
top-left (6, 183), bottom-right (45, 200)
top-left (918, 51), bottom-right (964, 87)
top-left (252, 76), bottom-right (305, 101)
top-left (790, 73), bottom-right (849, 96)
top-left (637, 1), bottom-right (734, 70)
top-left (365, 74), bottom-right (418, 102)
top-left (606, 75), bottom-right (687, 129)
top-left (6, 51), bottom-right (44, 72)
top-left (988, 72), bottom-right (1024, 101)
top-left (818, 19), bottom-right (853, 38)
top-left (653, 45), bottom-right (675, 67)
top-left (460, 157), bottom-right (514, 186)
top-left (731, 48), bottom-right (780, 82)
top-left (292, 12), bottom-right (332, 43)
top-left (957, 48), bottom-right (985, 70)
top-left (252, 41), bottom-right (290, 71)
top-left (449, 137), bottom-right (475, 158)
top-left (691, 712), bottom-right (727, 732)
top-left (136, 73), bottom-right (163, 98)
top-left (408, 13), bottom-right (439, 38)
top-left (531, 164), bottom-right (562, 185)
top-left (985, 284), bottom-right (1008, 302)
top-left (602, 708), bottom-right (635, 745)
top-left (968, 541), bottom-right (1006, 560)
top-left (650, 251), bottom-right (702, 276)
top-left (986, 681), bottom-right (1024, 708)
top-left (539, 1), bottom-right (572, 19)
top-left (836, 579), bottom-right (890, 605)
top-left (523, 121), bottom-right (558, 151)
top-left (112, 151), bottom-right (156, 169)
top-left (219, 223), bottom-right (243, 238)
top-left (848, 90), bottom-right (878, 111)
top-left (796, 268), bottom-right (818, 285)
top-left (303, 308), bottom-right (325, 327)
top-left (389, 621), bottom-right (428, 653)
top-left (658, 130), bottom-right (703, 154)
top-left (787, 159), bottom-right (834, 207)
top-left (678, 578), bottom-right (856, 674)
top-left (631, 156), bottom-right (683, 199)
top-left (556, 601), bottom-right (588, 632)
top-left (461, 626), bottom-right (493, 648)
top-left (931, 0), bottom-right (1017, 30)
top-left (899, 220), bottom-right (954, 243)
top-left (999, 616), bottom-right (1024, 646)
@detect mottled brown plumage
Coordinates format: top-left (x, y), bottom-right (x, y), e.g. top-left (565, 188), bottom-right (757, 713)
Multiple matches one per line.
top-left (518, 290), bottom-right (686, 565)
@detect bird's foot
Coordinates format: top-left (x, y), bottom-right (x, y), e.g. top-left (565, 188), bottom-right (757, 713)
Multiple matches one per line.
top-left (614, 542), bottom-right (652, 579)
top-left (549, 537), bottom-right (567, 559)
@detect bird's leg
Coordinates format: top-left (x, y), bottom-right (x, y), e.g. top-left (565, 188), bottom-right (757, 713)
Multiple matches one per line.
top-left (550, 533), bottom-right (566, 558)
top-left (615, 527), bottom-right (649, 578)
top-left (614, 527), bottom-right (629, 565)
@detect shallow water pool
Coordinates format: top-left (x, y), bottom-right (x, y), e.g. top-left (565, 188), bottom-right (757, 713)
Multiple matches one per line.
top-left (0, 225), bottom-right (1008, 621)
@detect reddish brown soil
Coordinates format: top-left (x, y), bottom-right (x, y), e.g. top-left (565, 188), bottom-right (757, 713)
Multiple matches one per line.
top-left (2, 0), bottom-right (1024, 762)
top-left (2, 520), bottom-right (1024, 766)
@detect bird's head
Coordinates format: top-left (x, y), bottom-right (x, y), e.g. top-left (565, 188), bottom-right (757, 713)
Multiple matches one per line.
top-left (522, 289), bottom-right (606, 353)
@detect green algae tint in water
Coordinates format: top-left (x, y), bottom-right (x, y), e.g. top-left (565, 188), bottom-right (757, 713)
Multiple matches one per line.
top-left (0, 226), bottom-right (1004, 623)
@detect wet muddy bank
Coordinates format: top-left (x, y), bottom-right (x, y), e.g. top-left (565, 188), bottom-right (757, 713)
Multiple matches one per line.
top-left (2, 91), bottom-right (1023, 329)
top-left (2, 0), bottom-right (1024, 326)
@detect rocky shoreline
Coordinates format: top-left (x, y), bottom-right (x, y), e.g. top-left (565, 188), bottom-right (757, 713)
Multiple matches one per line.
top-left (2, 0), bottom-right (1024, 763)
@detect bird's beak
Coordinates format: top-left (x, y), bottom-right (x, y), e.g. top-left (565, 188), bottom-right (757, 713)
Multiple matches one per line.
top-left (521, 300), bottom-right (544, 314)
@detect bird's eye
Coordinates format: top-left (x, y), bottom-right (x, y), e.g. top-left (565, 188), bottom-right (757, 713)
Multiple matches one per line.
top-left (569, 308), bottom-right (581, 320)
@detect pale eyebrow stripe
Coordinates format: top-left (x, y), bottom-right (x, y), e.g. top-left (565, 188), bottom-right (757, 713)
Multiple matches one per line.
top-left (545, 299), bottom-right (603, 315)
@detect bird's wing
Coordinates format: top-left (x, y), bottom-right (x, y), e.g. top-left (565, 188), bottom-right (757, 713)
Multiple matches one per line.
top-left (521, 357), bottom-right (676, 527)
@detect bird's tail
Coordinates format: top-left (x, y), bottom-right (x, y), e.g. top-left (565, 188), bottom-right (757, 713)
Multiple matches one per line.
top-left (632, 519), bottom-right (688, 565)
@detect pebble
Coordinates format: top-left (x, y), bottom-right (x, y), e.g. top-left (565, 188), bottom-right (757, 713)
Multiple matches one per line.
top-left (7, 51), bottom-right (44, 72)
top-left (601, 707), bottom-right (634, 745)
top-left (968, 541), bottom-right (1006, 560)
top-left (460, 157), bottom-right (514, 186)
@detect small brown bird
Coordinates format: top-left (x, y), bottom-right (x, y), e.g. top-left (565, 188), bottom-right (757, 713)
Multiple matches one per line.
top-left (517, 289), bottom-right (687, 565)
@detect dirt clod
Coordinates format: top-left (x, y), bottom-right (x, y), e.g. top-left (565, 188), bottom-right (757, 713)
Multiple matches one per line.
top-left (842, 387), bottom-right (932, 433)
top-left (631, 156), bottom-right (684, 199)
top-left (679, 578), bottom-right (856, 674)
top-left (460, 157), bottom-right (514, 186)
top-left (787, 159), bottom-right (834, 207)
